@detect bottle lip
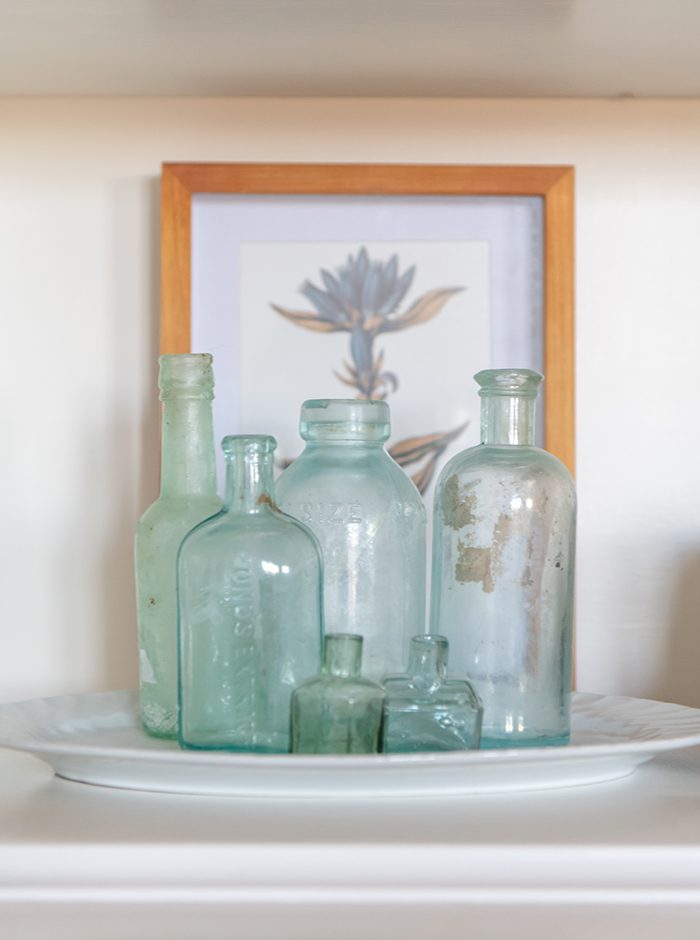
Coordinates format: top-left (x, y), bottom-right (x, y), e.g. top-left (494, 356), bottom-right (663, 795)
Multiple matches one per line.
top-left (300, 398), bottom-right (390, 442)
top-left (221, 434), bottom-right (276, 458)
top-left (408, 634), bottom-right (449, 679)
top-left (158, 353), bottom-right (214, 401)
top-left (475, 368), bottom-right (543, 398)
top-left (410, 633), bottom-right (449, 650)
top-left (325, 632), bottom-right (364, 645)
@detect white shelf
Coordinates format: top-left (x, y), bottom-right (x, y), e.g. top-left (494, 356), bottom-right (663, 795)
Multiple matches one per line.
top-left (2, 744), bottom-right (700, 937)
top-left (1, 0), bottom-right (700, 97)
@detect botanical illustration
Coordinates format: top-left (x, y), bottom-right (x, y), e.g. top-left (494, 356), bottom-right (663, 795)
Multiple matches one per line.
top-left (271, 247), bottom-right (467, 492)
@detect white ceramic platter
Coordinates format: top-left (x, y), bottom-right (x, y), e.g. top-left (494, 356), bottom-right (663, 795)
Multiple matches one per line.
top-left (1, 691), bottom-right (700, 798)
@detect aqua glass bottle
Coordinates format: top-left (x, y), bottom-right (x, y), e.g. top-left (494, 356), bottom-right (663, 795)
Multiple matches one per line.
top-left (290, 633), bottom-right (384, 754)
top-left (134, 354), bottom-right (221, 738)
top-left (382, 635), bottom-right (482, 753)
top-left (178, 435), bottom-right (323, 753)
top-left (430, 370), bottom-right (576, 748)
top-left (276, 399), bottom-right (426, 682)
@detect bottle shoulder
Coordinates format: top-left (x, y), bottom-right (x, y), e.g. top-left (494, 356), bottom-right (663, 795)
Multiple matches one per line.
top-left (179, 505), bottom-right (322, 560)
top-left (295, 673), bottom-right (384, 699)
top-left (384, 675), bottom-right (481, 707)
top-left (136, 495), bottom-right (222, 532)
top-left (436, 444), bottom-right (575, 489)
top-left (277, 446), bottom-right (424, 507)
top-left (383, 675), bottom-right (438, 696)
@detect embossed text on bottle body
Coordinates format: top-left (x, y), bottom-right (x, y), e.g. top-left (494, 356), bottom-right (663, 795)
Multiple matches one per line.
top-left (297, 502), bottom-right (363, 525)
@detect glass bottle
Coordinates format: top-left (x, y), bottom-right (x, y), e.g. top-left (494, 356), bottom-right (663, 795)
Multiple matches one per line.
top-left (382, 635), bottom-right (482, 753)
top-left (276, 399), bottom-right (426, 681)
top-left (290, 633), bottom-right (384, 754)
top-left (134, 353), bottom-right (221, 738)
top-left (430, 369), bottom-right (576, 748)
top-left (178, 435), bottom-right (322, 753)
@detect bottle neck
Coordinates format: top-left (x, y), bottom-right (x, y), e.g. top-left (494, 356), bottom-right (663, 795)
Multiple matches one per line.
top-left (481, 394), bottom-right (536, 446)
top-left (407, 635), bottom-right (448, 682)
top-left (322, 634), bottom-right (363, 678)
top-left (160, 398), bottom-right (217, 498)
top-left (303, 437), bottom-right (384, 451)
top-left (224, 447), bottom-right (276, 514)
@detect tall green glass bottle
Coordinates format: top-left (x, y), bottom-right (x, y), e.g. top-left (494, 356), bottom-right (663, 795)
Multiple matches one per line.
top-left (430, 370), bottom-right (576, 748)
top-left (134, 354), bottom-right (221, 738)
top-left (178, 435), bottom-right (323, 753)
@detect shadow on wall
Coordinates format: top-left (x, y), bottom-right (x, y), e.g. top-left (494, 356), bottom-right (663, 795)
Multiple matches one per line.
top-left (97, 175), bottom-right (161, 692)
top-left (652, 549), bottom-right (700, 709)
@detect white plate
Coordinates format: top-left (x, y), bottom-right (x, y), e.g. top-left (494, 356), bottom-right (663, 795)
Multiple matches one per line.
top-left (1, 690), bottom-right (700, 798)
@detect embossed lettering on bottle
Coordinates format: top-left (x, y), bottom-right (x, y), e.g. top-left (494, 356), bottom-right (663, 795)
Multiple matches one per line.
top-left (229, 556), bottom-right (258, 741)
top-left (297, 502), bottom-right (363, 525)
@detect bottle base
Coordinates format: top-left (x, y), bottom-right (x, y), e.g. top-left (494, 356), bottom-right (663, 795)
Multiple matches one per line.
top-left (480, 732), bottom-right (570, 749)
top-left (140, 712), bottom-right (178, 740)
top-left (142, 724), bottom-right (178, 741)
top-left (179, 736), bottom-right (288, 754)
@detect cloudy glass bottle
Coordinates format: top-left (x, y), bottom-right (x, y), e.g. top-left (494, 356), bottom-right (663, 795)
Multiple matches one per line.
top-left (382, 635), bottom-right (482, 753)
top-left (430, 370), bottom-right (576, 748)
top-left (134, 354), bottom-right (221, 738)
top-left (276, 399), bottom-right (426, 682)
top-left (178, 435), bottom-right (322, 753)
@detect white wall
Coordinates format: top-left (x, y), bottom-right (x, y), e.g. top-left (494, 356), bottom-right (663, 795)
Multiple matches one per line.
top-left (1, 98), bottom-right (699, 706)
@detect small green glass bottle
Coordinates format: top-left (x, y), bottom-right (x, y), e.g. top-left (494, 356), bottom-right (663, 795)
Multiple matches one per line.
top-left (290, 633), bottom-right (384, 754)
top-left (178, 435), bottom-right (323, 753)
top-left (382, 635), bottom-right (483, 753)
top-left (430, 369), bottom-right (576, 748)
top-left (134, 354), bottom-right (221, 738)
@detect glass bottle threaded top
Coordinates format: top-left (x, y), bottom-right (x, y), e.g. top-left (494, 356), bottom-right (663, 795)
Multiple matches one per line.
top-left (407, 634), bottom-right (449, 681)
top-left (158, 353), bottom-right (217, 497)
top-left (222, 434), bottom-right (276, 513)
top-left (475, 368), bottom-right (542, 447)
top-left (322, 633), bottom-right (363, 678)
top-left (159, 353), bottom-right (214, 401)
top-left (299, 399), bottom-right (390, 443)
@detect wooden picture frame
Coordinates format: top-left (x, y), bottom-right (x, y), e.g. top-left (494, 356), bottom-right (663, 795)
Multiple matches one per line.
top-left (160, 162), bottom-right (574, 473)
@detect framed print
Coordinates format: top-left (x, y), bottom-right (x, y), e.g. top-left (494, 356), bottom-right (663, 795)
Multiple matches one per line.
top-left (161, 163), bottom-right (574, 497)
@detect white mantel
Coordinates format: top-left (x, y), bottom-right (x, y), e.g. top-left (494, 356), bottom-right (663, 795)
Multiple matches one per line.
top-left (2, 744), bottom-right (700, 938)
